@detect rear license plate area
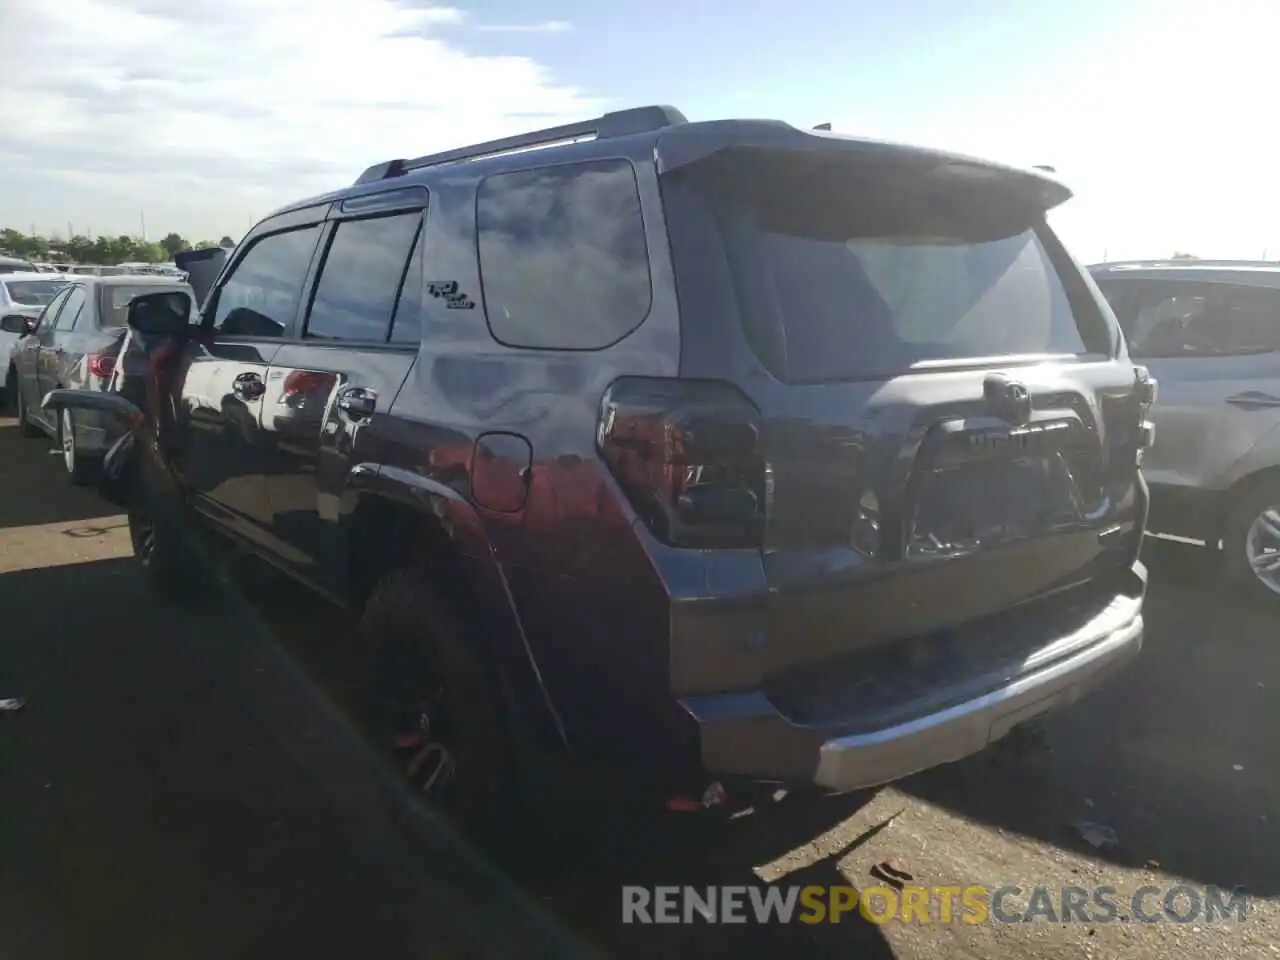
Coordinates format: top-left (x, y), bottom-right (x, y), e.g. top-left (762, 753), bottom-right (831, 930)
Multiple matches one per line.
top-left (908, 455), bottom-right (1082, 556)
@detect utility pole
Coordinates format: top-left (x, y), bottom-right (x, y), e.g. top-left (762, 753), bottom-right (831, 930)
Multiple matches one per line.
top-left (140, 209), bottom-right (147, 242)
top-left (67, 221), bottom-right (73, 240)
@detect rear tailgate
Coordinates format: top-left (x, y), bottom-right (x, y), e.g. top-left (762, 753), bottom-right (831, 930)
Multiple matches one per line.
top-left (663, 143), bottom-right (1147, 682)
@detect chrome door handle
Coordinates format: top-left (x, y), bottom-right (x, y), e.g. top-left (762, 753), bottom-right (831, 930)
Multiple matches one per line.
top-left (232, 372), bottom-right (266, 400)
top-left (1226, 392), bottom-right (1280, 410)
top-left (336, 386), bottom-right (377, 420)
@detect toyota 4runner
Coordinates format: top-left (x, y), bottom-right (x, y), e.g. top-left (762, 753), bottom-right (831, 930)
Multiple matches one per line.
top-left (46, 105), bottom-right (1155, 829)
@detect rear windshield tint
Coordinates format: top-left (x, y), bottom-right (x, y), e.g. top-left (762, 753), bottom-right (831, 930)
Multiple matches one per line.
top-left (101, 284), bottom-right (186, 327)
top-left (681, 150), bottom-right (1105, 382)
top-left (4, 279), bottom-right (67, 306)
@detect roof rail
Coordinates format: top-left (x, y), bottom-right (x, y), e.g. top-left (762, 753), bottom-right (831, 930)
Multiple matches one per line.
top-left (1094, 258), bottom-right (1279, 270)
top-left (353, 104), bottom-right (688, 186)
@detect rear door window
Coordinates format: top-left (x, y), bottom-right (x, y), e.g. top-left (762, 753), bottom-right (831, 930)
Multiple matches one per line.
top-left (1125, 281), bottom-right (1224, 357)
top-left (305, 211), bottom-right (422, 342)
top-left (55, 287), bottom-right (87, 331)
top-left (476, 158), bottom-right (651, 350)
top-left (1220, 285), bottom-right (1280, 354)
top-left (678, 151), bottom-right (1104, 382)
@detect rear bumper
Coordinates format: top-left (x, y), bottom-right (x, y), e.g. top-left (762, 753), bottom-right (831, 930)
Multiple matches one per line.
top-left (679, 565), bottom-right (1145, 793)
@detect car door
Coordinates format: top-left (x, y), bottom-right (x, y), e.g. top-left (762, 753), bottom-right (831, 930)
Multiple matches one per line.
top-left (14, 285), bottom-right (71, 419)
top-left (258, 196), bottom-right (425, 594)
top-left (33, 284), bottom-right (88, 425)
top-left (39, 283), bottom-right (90, 397)
top-left (1107, 277), bottom-right (1280, 492)
top-left (170, 216), bottom-right (326, 553)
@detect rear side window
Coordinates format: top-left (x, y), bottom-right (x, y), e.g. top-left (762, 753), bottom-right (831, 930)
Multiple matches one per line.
top-left (212, 225), bottom-right (322, 338)
top-left (679, 151), bottom-right (1104, 382)
top-left (306, 211), bottom-right (422, 342)
top-left (55, 287), bottom-right (87, 331)
top-left (1221, 285), bottom-right (1280, 353)
top-left (476, 159), bottom-right (651, 350)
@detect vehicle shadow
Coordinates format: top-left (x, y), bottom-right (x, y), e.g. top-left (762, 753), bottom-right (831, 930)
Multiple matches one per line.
top-left (0, 555), bottom-right (597, 959)
top-left (534, 794), bottom-right (897, 958)
top-left (898, 538), bottom-right (1278, 896)
top-left (0, 419), bottom-right (121, 528)
top-left (234, 558), bottom-right (896, 957)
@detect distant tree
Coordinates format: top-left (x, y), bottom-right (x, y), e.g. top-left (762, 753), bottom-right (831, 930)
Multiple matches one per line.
top-left (1170, 252), bottom-right (1198, 260)
top-left (194, 240), bottom-right (220, 250)
top-left (159, 232), bottom-right (189, 259)
top-left (135, 241), bottom-right (166, 263)
top-left (218, 235), bottom-right (236, 248)
top-left (66, 235), bottom-right (96, 263)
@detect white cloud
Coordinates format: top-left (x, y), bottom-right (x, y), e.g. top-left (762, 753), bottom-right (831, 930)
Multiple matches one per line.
top-left (0, 0), bottom-right (598, 240)
top-left (476, 21), bottom-right (572, 33)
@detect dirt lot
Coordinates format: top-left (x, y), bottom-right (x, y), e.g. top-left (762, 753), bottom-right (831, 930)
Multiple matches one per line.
top-left (0, 414), bottom-right (1276, 959)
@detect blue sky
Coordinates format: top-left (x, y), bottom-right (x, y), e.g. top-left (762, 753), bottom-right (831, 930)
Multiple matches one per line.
top-left (0, 0), bottom-right (1274, 261)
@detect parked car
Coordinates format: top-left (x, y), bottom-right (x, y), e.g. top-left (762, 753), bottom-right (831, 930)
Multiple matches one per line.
top-left (1090, 260), bottom-right (1280, 602)
top-left (0, 272), bottom-right (70, 402)
top-left (5, 274), bottom-right (193, 483)
top-left (0, 255), bottom-right (37, 273)
top-left (47, 106), bottom-right (1154, 836)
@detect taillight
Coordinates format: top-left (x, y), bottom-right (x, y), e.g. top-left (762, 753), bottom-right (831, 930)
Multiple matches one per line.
top-left (280, 369), bottom-right (333, 399)
top-left (87, 354), bottom-right (115, 379)
top-left (598, 377), bottom-right (768, 548)
top-left (1133, 365), bottom-right (1157, 463)
top-left (1133, 365), bottom-right (1158, 412)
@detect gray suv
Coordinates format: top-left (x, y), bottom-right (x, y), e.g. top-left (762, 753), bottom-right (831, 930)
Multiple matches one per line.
top-left (1091, 260), bottom-right (1280, 601)
top-left (46, 106), bottom-right (1154, 834)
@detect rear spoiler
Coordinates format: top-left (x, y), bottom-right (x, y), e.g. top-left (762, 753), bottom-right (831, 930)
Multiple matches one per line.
top-left (655, 121), bottom-right (1072, 210)
top-left (174, 246), bottom-right (230, 307)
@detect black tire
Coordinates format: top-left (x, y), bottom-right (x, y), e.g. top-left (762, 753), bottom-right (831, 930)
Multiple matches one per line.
top-left (2, 368), bottom-right (16, 413)
top-left (58, 407), bottom-right (99, 486)
top-left (360, 569), bottom-right (514, 834)
top-left (14, 382), bottom-right (43, 438)
top-left (1222, 479), bottom-right (1280, 605)
top-left (128, 487), bottom-right (201, 602)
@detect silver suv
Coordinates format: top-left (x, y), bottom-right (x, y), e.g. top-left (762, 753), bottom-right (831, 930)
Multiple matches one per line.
top-left (1091, 260), bottom-right (1280, 601)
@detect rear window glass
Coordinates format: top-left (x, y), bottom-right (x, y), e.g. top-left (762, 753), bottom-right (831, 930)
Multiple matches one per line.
top-left (101, 284), bottom-right (187, 327)
top-left (4, 279), bottom-right (67, 305)
top-left (476, 158), bottom-right (651, 350)
top-left (684, 151), bottom-right (1101, 382)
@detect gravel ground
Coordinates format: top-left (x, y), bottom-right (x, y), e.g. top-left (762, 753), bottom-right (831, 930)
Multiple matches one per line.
top-left (0, 415), bottom-right (1275, 959)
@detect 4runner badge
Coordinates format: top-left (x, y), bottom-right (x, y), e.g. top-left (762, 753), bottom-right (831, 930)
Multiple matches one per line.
top-left (426, 280), bottom-right (475, 310)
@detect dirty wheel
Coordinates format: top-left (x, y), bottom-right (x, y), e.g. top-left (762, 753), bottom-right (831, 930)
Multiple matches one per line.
top-left (361, 569), bottom-right (512, 831)
top-left (1223, 479), bottom-right (1280, 605)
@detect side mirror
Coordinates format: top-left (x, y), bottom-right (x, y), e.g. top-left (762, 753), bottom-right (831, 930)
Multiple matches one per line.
top-left (127, 291), bottom-right (193, 336)
top-left (1, 314), bottom-right (33, 335)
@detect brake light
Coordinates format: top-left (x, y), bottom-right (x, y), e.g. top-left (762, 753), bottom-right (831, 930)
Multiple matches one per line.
top-left (1133, 365), bottom-right (1158, 412)
top-left (87, 354), bottom-right (115, 379)
top-left (598, 377), bottom-right (768, 548)
top-left (1133, 365), bottom-right (1157, 463)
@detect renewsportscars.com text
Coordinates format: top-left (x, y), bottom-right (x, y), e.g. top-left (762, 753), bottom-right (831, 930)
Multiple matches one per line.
top-left (621, 884), bottom-right (1250, 926)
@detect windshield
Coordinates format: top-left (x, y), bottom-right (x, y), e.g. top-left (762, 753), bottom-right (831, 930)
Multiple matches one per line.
top-left (677, 150), bottom-right (1108, 382)
top-left (100, 284), bottom-right (187, 327)
top-left (3, 279), bottom-right (68, 306)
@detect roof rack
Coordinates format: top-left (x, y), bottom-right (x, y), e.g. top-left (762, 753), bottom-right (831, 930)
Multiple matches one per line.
top-left (1095, 258), bottom-right (1278, 270)
top-left (353, 104), bottom-right (688, 186)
